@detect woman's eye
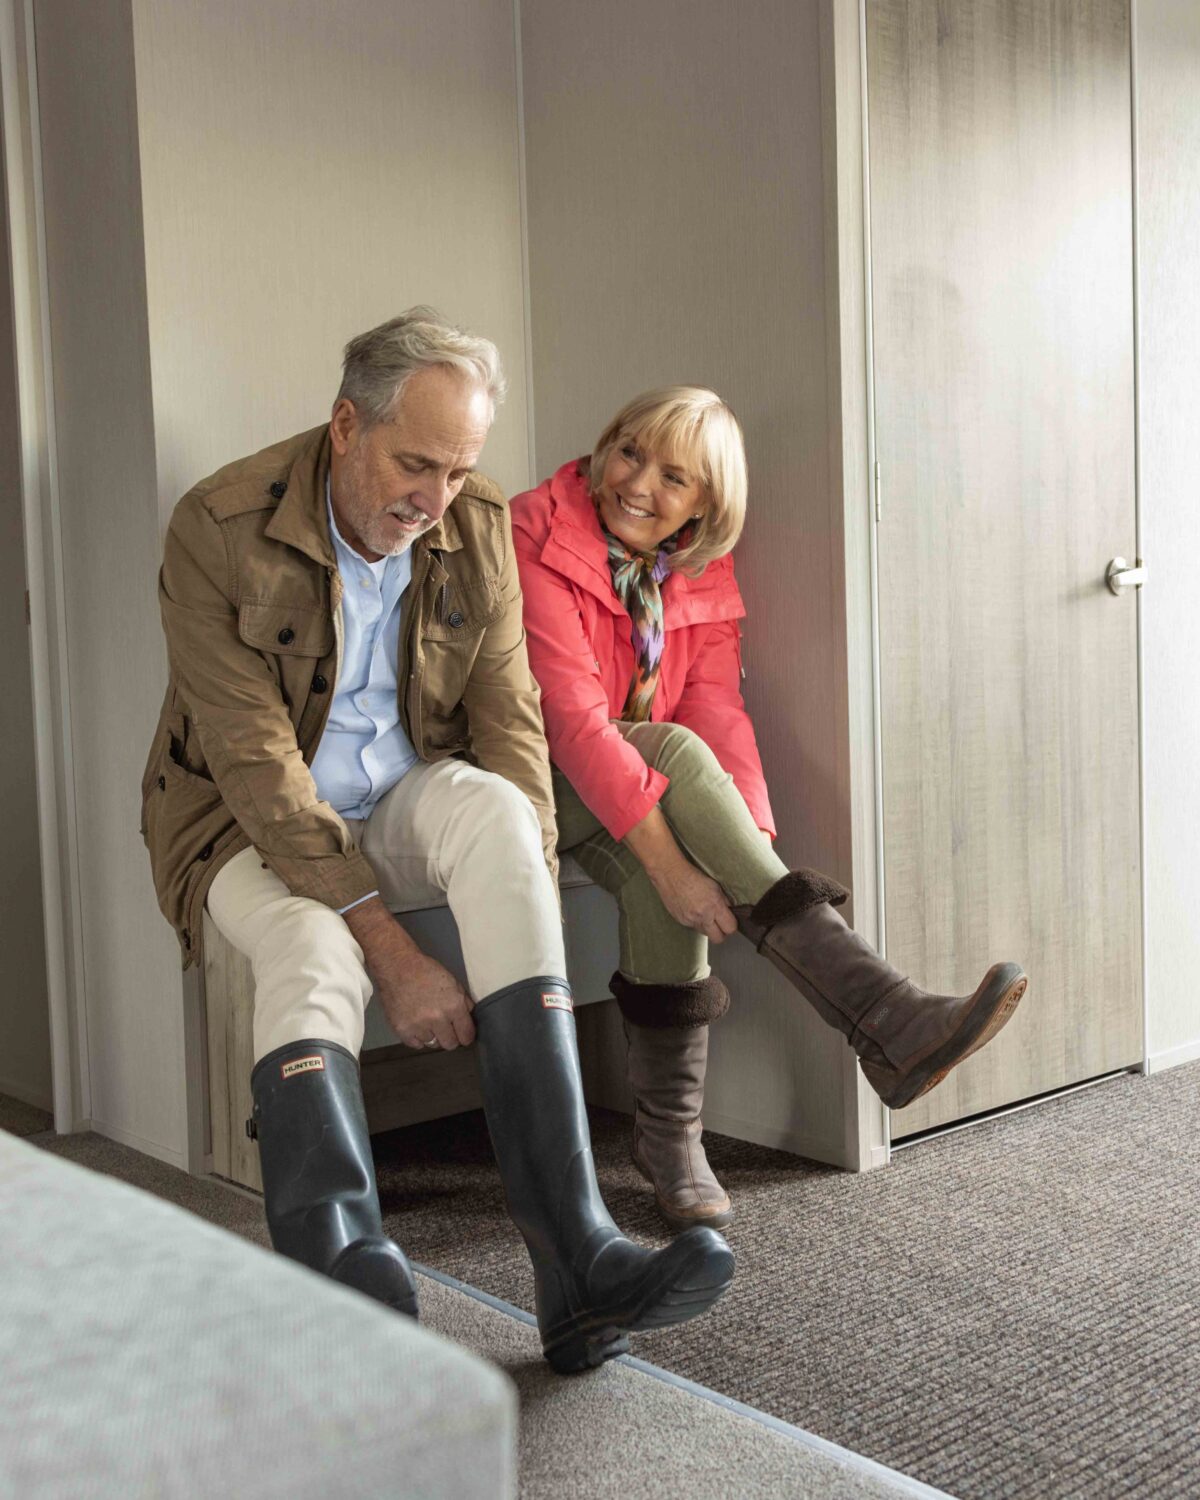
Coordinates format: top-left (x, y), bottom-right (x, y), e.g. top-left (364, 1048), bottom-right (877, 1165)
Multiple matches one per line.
top-left (621, 444), bottom-right (638, 460)
top-left (665, 473), bottom-right (683, 486)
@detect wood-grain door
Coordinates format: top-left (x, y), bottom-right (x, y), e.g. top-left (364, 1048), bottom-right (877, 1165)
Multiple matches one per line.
top-left (866, 0), bottom-right (1143, 1137)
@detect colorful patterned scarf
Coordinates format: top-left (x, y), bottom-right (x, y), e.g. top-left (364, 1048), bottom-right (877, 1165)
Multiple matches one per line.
top-left (601, 520), bottom-right (690, 722)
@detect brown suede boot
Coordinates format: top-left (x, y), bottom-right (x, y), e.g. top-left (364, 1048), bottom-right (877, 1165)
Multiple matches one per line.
top-left (611, 974), bottom-right (733, 1234)
top-left (735, 871), bottom-right (1028, 1110)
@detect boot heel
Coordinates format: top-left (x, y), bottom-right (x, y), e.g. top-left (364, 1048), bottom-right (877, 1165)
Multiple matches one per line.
top-left (543, 1327), bottom-right (631, 1375)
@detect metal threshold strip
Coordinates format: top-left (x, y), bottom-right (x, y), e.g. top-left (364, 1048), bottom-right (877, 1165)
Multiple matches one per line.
top-left (413, 1261), bottom-right (958, 1500)
top-left (890, 1067), bottom-right (1137, 1152)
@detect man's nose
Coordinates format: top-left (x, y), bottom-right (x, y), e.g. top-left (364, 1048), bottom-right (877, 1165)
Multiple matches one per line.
top-left (419, 477), bottom-right (455, 519)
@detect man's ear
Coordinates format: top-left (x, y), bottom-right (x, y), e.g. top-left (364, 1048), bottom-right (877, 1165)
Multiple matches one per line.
top-left (329, 398), bottom-right (360, 457)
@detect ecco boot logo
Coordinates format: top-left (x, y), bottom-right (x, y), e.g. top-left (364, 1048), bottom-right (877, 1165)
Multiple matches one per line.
top-left (281, 1055), bottom-right (325, 1080)
top-left (864, 1005), bottom-right (890, 1031)
top-left (541, 992), bottom-right (573, 1013)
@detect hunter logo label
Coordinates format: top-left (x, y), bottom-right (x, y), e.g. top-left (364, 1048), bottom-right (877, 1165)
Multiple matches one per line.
top-left (541, 992), bottom-right (573, 1013)
top-left (281, 1055), bottom-right (325, 1080)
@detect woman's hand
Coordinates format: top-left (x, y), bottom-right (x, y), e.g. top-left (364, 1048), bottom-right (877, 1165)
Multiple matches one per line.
top-left (624, 804), bottom-right (737, 943)
top-left (649, 861), bottom-right (738, 943)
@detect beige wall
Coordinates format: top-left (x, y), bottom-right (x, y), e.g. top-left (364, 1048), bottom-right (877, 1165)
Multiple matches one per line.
top-left (1137, 0), bottom-right (1200, 1069)
top-left (520, 0), bottom-right (865, 1164)
top-left (130, 0), bottom-right (531, 512)
top-left (32, 0), bottom-right (530, 1164)
top-left (0, 102), bottom-right (51, 1111)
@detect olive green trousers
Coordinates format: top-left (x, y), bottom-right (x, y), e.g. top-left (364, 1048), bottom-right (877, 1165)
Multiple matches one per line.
top-left (554, 721), bottom-right (787, 985)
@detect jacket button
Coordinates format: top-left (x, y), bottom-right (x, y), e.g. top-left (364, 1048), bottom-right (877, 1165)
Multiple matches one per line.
top-left (199, 842), bottom-right (213, 861)
top-left (157, 775), bottom-right (166, 790)
top-left (311, 673), bottom-right (328, 693)
top-left (448, 610), bottom-right (465, 628)
top-left (277, 627), bottom-right (295, 645)
top-left (182, 929), bottom-right (190, 947)
top-left (269, 480), bottom-right (287, 499)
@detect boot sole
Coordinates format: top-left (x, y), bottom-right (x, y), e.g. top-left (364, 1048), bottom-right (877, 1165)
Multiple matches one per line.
top-left (542, 1234), bottom-right (735, 1375)
top-left (865, 965), bottom-right (1028, 1110)
top-left (632, 1150), bottom-right (734, 1233)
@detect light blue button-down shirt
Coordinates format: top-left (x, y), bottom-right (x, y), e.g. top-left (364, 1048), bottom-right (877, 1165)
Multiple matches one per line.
top-left (309, 483), bottom-right (420, 826)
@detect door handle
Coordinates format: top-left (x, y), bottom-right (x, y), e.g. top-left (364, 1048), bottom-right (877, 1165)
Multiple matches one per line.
top-left (1106, 557), bottom-right (1147, 595)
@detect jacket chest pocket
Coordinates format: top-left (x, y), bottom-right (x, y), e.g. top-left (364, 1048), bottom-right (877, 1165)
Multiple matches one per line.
top-left (238, 601), bottom-right (335, 718)
top-left (419, 580), bottom-right (505, 715)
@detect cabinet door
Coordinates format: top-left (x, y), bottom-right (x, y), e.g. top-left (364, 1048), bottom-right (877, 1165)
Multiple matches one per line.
top-left (867, 0), bottom-right (1142, 1136)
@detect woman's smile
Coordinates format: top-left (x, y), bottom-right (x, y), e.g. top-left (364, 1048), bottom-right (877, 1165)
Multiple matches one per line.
top-left (598, 438), bottom-right (707, 549)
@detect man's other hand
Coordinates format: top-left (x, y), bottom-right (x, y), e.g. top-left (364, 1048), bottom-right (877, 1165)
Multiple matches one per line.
top-left (343, 897), bottom-right (475, 1050)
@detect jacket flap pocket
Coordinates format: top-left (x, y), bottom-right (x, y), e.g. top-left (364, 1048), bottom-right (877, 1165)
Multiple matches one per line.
top-left (238, 602), bottom-right (333, 657)
top-left (423, 580), bottom-right (506, 641)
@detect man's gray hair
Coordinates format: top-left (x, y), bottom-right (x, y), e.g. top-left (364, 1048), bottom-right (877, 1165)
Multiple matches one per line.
top-left (336, 306), bottom-right (506, 426)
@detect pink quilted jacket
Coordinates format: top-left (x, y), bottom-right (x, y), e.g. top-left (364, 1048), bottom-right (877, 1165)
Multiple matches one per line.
top-left (511, 460), bottom-right (775, 843)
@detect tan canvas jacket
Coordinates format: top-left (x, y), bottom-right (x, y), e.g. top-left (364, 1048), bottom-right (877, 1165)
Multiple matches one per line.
top-left (141, 424), bottom-right (558, 969)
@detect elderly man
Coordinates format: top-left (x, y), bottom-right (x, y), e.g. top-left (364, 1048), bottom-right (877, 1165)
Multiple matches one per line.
top-left (141, 309), bottom-right (733, 1372)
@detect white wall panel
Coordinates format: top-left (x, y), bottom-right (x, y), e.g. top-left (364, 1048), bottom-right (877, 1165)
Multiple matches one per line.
top-left (33, 0), bottom-right (186, 1158)
top-left (520, 0), bottom-right (863, 1164)
top-left (0, 102), bottom-right (52, 1111)
top-left (1136, 0), bottom-right (1200, 1068)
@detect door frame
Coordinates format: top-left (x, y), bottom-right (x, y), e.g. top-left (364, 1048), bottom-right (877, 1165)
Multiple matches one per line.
top-left (0, 0), bottom-right (91, 1133)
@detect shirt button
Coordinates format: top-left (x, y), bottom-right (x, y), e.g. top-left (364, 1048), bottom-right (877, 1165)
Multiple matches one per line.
top-left (360, 578), bottom-right (371, 590)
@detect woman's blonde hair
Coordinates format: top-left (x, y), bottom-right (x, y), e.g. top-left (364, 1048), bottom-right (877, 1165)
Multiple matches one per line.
top-left (589, 386), bottom-right (747, 573)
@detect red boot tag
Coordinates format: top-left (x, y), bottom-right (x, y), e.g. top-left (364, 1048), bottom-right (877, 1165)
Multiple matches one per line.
top-left (280, 1055), bottom-right (325, 1080)
top-left (541, 991), bottom-right (573, 1013)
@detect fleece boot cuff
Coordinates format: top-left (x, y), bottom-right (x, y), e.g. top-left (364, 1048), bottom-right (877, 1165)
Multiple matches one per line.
top-left (746, 869), bottom-right (850, 931)
top-left (610, 972), bottom-right (731, 1029)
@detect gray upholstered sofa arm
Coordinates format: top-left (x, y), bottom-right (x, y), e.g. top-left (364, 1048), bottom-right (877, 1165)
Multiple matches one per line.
top-left (0, 1132), bottom-right (515, 1499)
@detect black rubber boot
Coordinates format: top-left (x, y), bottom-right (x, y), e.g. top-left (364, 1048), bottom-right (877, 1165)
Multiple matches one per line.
top-left (249, 1038), bottom-right (419, 1318)
top-left (472, 977), bottom-right (735, 1374)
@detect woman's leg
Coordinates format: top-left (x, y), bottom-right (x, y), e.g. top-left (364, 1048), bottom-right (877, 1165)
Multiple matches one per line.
top-left (615, 722), bottom-right (788, 906)
top-left (615, 722), bottom-right (1028, 1112)
top-left (555, 768), bottom-right (731, 1230)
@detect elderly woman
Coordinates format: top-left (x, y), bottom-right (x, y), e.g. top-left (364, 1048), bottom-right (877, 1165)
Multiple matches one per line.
top-left (510, 387), bottom-right (1027, 1232)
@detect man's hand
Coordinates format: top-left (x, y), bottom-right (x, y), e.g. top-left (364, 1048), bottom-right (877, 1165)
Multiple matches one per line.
top-left (343, 897), bottom-right (475, 1050)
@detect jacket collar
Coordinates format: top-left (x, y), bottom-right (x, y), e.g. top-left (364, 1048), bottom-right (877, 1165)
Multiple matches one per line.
top-left (540, 461), bottom-right (627, 615)
top-left (264, 424), bottom-right (464, 567)
top-left (265, 427), bottom-right (336, 567)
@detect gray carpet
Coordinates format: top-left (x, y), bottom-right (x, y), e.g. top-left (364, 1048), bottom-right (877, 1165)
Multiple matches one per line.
top-left (19, 1129), bottom-right (924, 1499)
top-left (20, 1065), bottom-right (1200, 1498)
top-left (0, 1093), bottom-right (53, 1138)
top-left (359, 1063), bottom-right (1200, 1500)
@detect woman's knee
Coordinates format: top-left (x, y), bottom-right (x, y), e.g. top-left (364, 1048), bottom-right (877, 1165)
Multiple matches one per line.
top-left (623, 720), bottom-right (721, 778)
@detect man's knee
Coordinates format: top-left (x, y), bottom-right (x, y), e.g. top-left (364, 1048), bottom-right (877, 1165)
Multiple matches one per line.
top-left (255, 898), bottom-right (361, 970)
top-left (450, 770), bottom-right (543, 850)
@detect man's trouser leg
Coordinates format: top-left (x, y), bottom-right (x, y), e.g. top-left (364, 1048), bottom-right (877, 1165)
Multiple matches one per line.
top-left (206, 836), bottom-right (415, 1313)
top-left (358, 758), bottom-right (735, 1371)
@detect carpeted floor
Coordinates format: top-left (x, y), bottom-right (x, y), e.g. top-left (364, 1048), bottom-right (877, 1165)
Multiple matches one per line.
top-left (12, 1117), bottom-right (926, 1499)
top-left (0, 1095), bottom-right (53, 1138)
top-left (364, 1063), bottom-right (1200, 1500)
top-left (14, 1065), bottom-right (1200, 1498)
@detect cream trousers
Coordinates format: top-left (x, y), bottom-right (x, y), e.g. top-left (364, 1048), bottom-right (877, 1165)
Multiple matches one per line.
top-left (206, 758), bottom-right (566, 1063)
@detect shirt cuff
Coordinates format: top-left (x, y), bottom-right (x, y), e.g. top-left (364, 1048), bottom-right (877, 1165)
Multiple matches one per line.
top-left (337, 890), bottom-right (380, 916)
